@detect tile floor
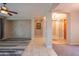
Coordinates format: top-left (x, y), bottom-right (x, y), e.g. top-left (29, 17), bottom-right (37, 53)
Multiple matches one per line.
top-left (22, 37), bottom-right (57, 56)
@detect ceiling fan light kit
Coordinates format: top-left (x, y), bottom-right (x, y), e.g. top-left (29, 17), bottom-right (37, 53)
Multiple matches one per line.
top-left (0, 3), bottom-right (18, 16)
top-left (0, 10), bottom-right (8, 14)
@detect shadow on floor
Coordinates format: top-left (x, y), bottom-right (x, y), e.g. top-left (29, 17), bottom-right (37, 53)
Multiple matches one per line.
top-left (0, 38), bottom-right (31, 56)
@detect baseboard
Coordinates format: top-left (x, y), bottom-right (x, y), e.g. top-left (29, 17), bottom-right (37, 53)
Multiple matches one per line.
top-left (1, 37), bottom-right (7, 40)
top-left (2, 37), bottom-right (31, 40)
top-left (68, 42), bottom-right (79, 45)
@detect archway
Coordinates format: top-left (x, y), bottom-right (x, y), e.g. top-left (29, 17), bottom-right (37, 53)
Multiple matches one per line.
top-left (52, 13), bottom-right (67, 44)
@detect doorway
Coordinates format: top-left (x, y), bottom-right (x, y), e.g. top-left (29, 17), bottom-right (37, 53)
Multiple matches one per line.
top-left (0, 18), bottom-right (4, 39)
top-left (32, 17), bottom-right (44, 47)
top-left (34, 17), bottom-right (44, 38)
top-left (52, 13), bottom-right (67, 44)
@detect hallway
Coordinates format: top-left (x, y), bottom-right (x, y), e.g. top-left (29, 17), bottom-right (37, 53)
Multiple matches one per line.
top-left (22, 37), bottom-right (57, 56)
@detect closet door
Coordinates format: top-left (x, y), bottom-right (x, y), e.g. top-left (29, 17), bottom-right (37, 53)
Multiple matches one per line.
top-left (59, 20), bottom-right (64, 39)
top-left (52, 20), bottom-right (65, 40)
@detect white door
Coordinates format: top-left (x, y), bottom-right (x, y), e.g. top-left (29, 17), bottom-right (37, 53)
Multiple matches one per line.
top-left (52, 20), bottom-right (64, 40)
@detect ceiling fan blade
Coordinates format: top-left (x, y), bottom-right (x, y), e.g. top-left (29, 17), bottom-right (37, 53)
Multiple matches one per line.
top-left (8, 11), bottom-right (18, 14)
top-left (8, 12), bottom-right (13, 16)
top-left (0, 3), bottom-right (18, 16)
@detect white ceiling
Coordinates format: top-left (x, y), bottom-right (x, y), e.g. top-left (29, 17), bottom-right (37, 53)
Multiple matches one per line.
top-left (0, 3), bottom-right (58, 20)
top-left (54, 3), bottom-right (79, 13)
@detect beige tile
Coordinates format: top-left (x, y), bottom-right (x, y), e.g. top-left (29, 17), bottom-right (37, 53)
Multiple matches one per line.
top-left (22, 37), bottom-right (57, 56)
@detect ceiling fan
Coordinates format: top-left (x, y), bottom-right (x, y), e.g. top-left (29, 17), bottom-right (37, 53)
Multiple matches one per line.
top-left (0, 3), bottom-right (18, 16)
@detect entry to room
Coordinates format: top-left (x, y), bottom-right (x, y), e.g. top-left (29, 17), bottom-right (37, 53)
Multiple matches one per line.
top-left (52, 13), bottom-right (67, 44)
top-left (34, 17), bottom-right (44, 38)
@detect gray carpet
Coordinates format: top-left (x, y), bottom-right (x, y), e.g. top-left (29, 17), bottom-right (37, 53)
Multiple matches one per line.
top-left (0, 38), bottom-right (31, 56)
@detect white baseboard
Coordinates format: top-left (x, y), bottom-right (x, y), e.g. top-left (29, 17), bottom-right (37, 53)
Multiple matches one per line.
top-left (68, 42), bottom-right (79, 45)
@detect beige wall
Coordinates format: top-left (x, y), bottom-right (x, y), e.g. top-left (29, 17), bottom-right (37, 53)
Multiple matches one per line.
top-left (12, 20), bottom-right (31, 38)
top-left (4, 20), bottom-right (31, 39)
top-left (66, 12), bottom-right (79, 45)
top-left (68, 12), bottom-right (79, 45)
